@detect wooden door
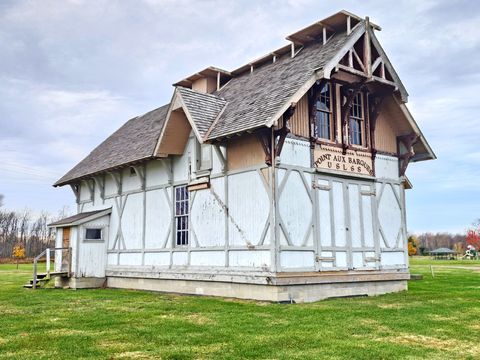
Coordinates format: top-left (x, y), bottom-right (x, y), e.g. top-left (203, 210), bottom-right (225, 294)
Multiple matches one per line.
top-left (314, 176), bottom-right (380, 271)
top-left (61, 227), bottom-right (70, 271)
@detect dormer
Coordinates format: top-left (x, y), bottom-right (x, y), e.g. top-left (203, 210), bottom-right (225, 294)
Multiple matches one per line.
top-left (173, 66), bottom-right (232, 94)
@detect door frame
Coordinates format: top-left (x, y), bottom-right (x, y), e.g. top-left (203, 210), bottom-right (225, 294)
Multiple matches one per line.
top-left (313, 174), bottom-right (380, 271)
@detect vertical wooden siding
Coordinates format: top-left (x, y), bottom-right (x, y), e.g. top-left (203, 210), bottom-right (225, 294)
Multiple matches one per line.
top-left (289, 93), bottom-right (310, 138)
top-left (375, 112), bottom-right (397, 154)
top-left (227, 134), bottom-right (265, 171)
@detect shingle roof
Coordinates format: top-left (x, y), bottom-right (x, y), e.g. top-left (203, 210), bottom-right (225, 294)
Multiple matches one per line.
top-left (55, 23), bottom-right (362, 186)
top-left (208, 29), bottom-right (351, 139)
top-left (177, 87), bottom-right (227, 138)
top-left (54, 104), bottom-right (169, 186)
top-left (48, 208), bottom-right (112, 227)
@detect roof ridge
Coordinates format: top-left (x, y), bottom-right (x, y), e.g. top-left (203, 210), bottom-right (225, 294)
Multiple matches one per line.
top-left (177, 86), bottom-right (227, 102)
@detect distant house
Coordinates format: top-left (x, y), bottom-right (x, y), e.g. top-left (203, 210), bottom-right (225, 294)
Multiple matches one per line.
top-left (48, 10), bottom-right (435, 302)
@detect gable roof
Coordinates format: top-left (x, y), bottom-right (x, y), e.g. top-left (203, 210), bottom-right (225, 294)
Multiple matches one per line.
top-left (54, 104), bottom-right (169, 186)
top-left (176, 87), bottom-right (227, 139)
top-left (54, 10), bottom-right (434, 187)
top-left (207, 27), bottom-right (357, 140)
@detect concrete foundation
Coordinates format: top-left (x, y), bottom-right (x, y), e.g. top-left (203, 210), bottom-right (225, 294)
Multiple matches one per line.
top-left (55, 277), bottom-right (106, 289)
top-left (106, 271), bottom-right (409, 303)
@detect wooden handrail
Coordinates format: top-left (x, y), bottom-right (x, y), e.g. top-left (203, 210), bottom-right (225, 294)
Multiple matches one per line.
top-left (32, 247), bottom-right (71, 290)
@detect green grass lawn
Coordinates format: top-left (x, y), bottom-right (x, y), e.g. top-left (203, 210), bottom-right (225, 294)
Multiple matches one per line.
top-left (410, 256), bottom-right (480, 267)
top-left (0, 260), bottom-right (479, 360)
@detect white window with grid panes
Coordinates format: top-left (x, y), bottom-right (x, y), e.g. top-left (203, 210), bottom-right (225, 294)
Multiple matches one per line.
top-left (174, 185), bottom-right (189, 246)
top-left (349, 92), bottom-right (364, 146)
top-left (314, 82), bottom-right (333, 140)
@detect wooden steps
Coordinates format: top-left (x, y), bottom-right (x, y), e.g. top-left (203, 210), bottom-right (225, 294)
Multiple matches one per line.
top-left (23, 272), bottom-right (69, 289)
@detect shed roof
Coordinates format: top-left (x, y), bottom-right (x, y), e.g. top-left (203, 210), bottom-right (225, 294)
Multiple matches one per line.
top-left (48, 208), bottom-right (112, 227)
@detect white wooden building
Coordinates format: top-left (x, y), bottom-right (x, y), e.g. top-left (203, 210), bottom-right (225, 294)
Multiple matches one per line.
top-left (48, 11), bottom-right (435, 302)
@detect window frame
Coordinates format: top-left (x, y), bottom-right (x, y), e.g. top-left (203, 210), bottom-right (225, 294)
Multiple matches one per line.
top-left (348, 91), bottom-right (366, 147)
top-left (313, 82), bottom-right (335, 142)
top-left (174, 185), bottom-right (189, 247)
top-left (83, 227), bottom-right (104, 242)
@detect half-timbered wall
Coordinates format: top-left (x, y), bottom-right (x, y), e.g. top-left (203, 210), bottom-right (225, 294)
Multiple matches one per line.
top-left (74, 130), bottom-right (407, 279)
top-left (76, 132), bottom-right (274, 278)
top-left (277, 137), bottom-right (407, 271)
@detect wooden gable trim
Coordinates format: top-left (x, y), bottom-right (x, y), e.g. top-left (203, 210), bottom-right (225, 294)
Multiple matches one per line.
top-left (154, 89), bottom-right (199, 157)
top-left (367, 27), bottom-right (408, 102)
top-left (173, 90), bottom-right (204, 142)
top-left (321, 22), bottom-right (366, 79)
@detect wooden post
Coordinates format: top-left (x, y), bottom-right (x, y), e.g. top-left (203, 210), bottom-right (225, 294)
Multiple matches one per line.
top-left (33, 258), bottom-right (38, 290)
top-left (430, 265), bottom-right (435, 278)
top-left (364, 17), bottom-right (372, 78)
top-left (46, 249), bottom-right (51, 279)
top-left (68, 247), bottom-right (72, 277)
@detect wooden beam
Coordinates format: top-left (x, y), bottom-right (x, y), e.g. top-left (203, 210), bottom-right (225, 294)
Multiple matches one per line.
top-left (69, 184), bottom-right (80, 204)
top-left (108, 171), bottom-right (122, 195)
top-left (257, 131), bottom-right (272, 166)
top-left (364, 17), bottom-right (372, 78)
top-left (274, 103), bottom-right (295, 157)
top-left (398, 133), bottom-right (419, 176)
top-left (93, 176), bottom-right (105, 200)
top-left (372, 56), bottom-right (383, 73)
top-left (352, 48), bottom-right (366, 73)
top-left (348, 49), bottom-right (353, 68)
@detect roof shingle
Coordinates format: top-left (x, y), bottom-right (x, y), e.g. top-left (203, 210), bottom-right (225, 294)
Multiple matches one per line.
top-left (55, 25), bottom-right (360, 186)
top-left (177, 87), bottom-right (227, 138)
top-left (54, 104), bottom-right (169, 186)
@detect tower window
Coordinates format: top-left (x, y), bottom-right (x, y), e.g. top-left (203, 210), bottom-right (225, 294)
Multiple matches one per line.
top-left (314, 83), bottom-right (333, 140)
top-left (349, 92), bottom-right (364, 146)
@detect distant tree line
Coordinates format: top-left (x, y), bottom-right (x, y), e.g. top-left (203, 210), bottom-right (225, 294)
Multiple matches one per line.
top-left (414, 232), bottom-right (467, 255)
top-left (0, 194), bottom-right (70, 258)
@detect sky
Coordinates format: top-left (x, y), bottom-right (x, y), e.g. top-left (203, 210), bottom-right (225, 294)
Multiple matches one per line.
top-left (0, 0), bottom-right (479, 233)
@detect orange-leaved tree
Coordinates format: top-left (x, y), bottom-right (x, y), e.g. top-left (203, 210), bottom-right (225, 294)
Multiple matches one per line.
top-left (407, 235), bottom-right (418, 256)
top-left (12, 245), bottom-right (26, 269)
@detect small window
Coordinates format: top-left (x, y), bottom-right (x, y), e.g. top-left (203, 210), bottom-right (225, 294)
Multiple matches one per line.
top-left (129, 167), bottom-right (137, 176)
top-left (175, 185), bottom-right (189, 246)
top-left (314, 83), bottom-right (333, 140)
top-left (349, 92), bottom-right (364, 146)
top-left (85, 228), bottom-right (102, 240)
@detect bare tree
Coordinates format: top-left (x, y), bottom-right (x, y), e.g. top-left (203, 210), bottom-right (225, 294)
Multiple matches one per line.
top-left (0, 208), bottom-right (56, 258)
top-left (0, 194), bottom-right (3, 207)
